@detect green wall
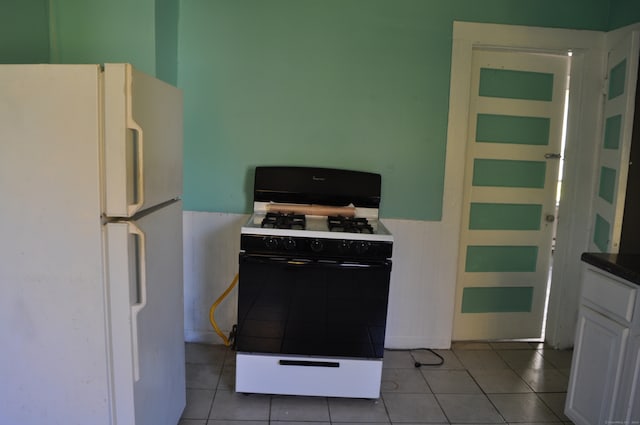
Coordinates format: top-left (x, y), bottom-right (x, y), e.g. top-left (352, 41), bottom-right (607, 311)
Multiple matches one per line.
top-left (49, 0), bottom-right (179, 83)
top-left (155, 0), bottom-right (179, 85)
top-left (608, 0), bottom-right (640, 29)
top-left (179, 0), bottom-right (609, 219)
top-left (0, 0), bottom-right (50, 63)
top-left (50, 0), bottom-right (156, 75)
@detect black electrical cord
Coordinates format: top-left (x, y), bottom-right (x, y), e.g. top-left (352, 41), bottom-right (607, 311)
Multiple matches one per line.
top-left (412, 348), bottom-right (444, 367)
top-left (386, 348), bottom-right (445, 367)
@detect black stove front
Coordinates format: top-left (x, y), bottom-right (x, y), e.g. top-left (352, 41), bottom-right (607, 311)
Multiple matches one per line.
top-left (236, 254), bottom-right (391, 358)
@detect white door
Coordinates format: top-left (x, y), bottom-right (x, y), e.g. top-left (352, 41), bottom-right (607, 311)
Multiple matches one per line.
top-left (103, 64), bottom-right (183, 217)
top-left (453, 48), bottom-right (569, 340)
top-left (105, 200), bottom-right (185, 425)
top-left (589, 32), bottom-right (640, 253)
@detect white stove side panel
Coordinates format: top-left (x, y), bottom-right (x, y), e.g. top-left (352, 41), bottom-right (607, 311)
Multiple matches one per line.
top-left (236, 353), bottom-right (382, 398)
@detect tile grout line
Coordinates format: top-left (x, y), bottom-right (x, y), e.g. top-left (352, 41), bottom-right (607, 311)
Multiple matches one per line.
top-left (452, 343), bottom-right (564, 423)
top-left (411, 350), bottom-right (452, 425)
top-left (450, 346), bottom-right (508, 425)
top-left (496, 345), bottom-right (566, 422)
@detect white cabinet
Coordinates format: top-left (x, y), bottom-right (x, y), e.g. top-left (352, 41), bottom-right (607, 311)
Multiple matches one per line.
top-left (566, 307), bottom-right (629, 423)
top-left (618, 334), bottom-right (640, 422)
top-left (565, 262), bottom-right (640, 424)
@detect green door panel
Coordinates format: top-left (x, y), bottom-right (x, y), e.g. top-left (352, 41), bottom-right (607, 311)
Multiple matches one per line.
top-left (594, 214), bottom-right (611, 252)
top-left (604, 114), bottom-right (622, 149)
top-left (461, 286), bottom-right (534, 313)
top-left (465, 245), bottom-right (538, 272)
top-left (598, 166), bottom-right (617, 204)
top-left (609, 58), bottom-right (627, 100)
top-left (472, 159), bottom-right (547, 188)
top-left (469, 203), bottom-right (542, 230)
top-left (476, 114), bottom-right (550, 145)
top-left (479, 68), bottom-right (554, 101)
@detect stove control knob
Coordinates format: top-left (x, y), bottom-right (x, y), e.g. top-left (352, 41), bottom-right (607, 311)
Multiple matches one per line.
top-left (338, 240), bottom-right (351, 253)
top-left (354, 241), bottom-right (371, 255)
top-left (264, 237), bottom-right (280, 250)
top-left (283, 237), bottom-right (297, 250)
top-left (310, 239), bottom-right (324, 253)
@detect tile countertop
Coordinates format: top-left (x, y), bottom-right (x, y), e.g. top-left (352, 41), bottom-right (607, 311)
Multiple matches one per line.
top-left (581, 252), bottom-right (640, 286)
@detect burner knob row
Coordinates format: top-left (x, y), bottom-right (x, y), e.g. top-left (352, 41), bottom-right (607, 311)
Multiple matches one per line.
top-left (264, 237), bottom-right (297, 251)
top-left (262, 237), bottom-right (373, 256)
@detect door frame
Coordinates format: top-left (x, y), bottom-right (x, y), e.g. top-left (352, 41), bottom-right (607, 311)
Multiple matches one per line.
top-left (444, 22), bottom-right (607, 348)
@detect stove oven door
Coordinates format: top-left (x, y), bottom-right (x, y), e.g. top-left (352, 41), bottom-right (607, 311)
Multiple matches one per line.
top-left (236, 253), bottom-right (392, 359)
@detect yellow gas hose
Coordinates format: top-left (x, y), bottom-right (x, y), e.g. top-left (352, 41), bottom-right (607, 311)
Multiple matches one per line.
top-left (209, 273), bottom-right (239, 346)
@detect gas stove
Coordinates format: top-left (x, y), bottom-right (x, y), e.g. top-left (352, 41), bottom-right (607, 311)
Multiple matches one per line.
top-left (235, 166), bottom-right (393, 399)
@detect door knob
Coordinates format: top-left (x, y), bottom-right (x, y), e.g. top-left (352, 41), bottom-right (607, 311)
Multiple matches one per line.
top-left (545, 153), bottom-right (562, 159)
top-left (545, 214), bottom-right (555, 223)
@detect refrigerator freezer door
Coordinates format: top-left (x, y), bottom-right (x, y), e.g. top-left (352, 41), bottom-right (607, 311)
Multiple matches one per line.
top-left (103, 63), bottom-right (183, 217)
top-left (105, 200), bottom-right (186, 425)
top-left (0, 64), bottom-right (114, 424)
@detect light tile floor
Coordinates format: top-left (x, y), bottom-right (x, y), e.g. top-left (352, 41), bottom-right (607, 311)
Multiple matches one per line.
top-left (179, 341), bottom-right (574, 425)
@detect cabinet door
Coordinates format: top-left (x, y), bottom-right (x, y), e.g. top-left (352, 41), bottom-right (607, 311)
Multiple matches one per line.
top-left (565, 307), bottom-right (629, 425)
top-left (617, 333), bottom-right (640, 422)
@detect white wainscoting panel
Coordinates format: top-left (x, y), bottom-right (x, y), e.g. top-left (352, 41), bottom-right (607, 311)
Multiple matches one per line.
top-left (183, 212), bottom-right (457, 349)
top-left (383, 219), bottom-right (457, 349)
top-left (183, 211), bottom-right (248, 343)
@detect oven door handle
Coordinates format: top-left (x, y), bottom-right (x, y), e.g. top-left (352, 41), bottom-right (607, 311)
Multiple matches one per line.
top-left (286, 259), bottom-right (314, 266)
top-left (289, 259), bottom-right (373, 268)
top-left (279, 359), bottom-right (340, 368)
top-left (241, 254), bottom-right (391, 269)
top-left (332, 261), bottom-right (383, 268)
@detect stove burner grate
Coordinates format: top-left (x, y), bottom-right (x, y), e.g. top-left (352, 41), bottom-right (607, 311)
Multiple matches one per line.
top-left (261, 212), bottom-right (306, 230)
top-left (327, 215), bottom-right (374, 234)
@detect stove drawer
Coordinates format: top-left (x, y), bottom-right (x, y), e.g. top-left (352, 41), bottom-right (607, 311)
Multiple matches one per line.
top-left (236, 352), bottom-right (383, 398)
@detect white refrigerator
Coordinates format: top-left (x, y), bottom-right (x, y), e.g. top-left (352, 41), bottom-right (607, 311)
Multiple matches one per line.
top-left (0, 64), bottom-right (186, 425)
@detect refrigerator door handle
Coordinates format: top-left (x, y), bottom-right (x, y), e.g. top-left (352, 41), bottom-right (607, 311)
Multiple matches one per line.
top-left (128, 222), bottom-right (147, 382)
top-left (126, 120), bottom-right (144, 216)
top-left (104, 64), bottom-right (147, 218)
top-left (126, 69), bottom-right (145, 217)
top-left (105, 221), bottom-right (148, 385)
